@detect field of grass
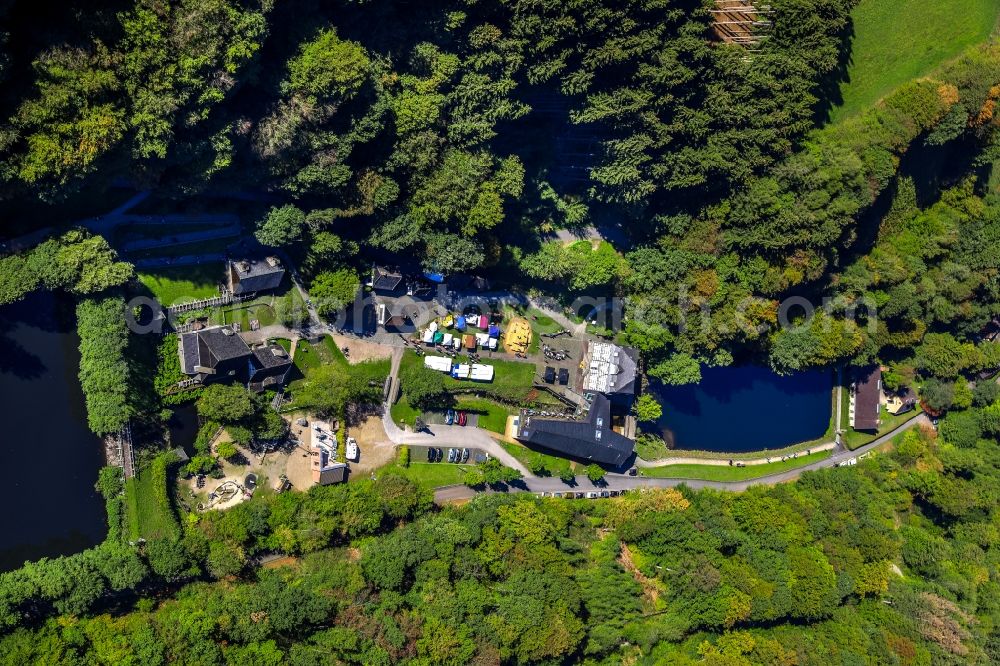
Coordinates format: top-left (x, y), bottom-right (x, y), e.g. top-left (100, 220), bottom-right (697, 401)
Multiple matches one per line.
top-left (454, 396), bottom-right (515, 434)
top-left (390, 395), bottom-right (514, 434)
top-left (221, 303), bottom-right (276, 329)
top-left (286, 335), bottom-right (388, 405)
top-left (376, 461), bottom-right (473, 490)
top-left (293, 336), bottom-right (347, 374)
top-left (500, 441), bottom-right (574, 477)
top-left (830, 0), bottom-right (1000, 122)
top-left (390, 395), bottom-right (422, 427)
top-left (639, 450), bottom-right (831, 482)
top-left (125, 454), bottom-right (182, 541)
top-left (399, 350), bottom-right (540, 402)
top-left (138, 264), bottom-right (224, 305)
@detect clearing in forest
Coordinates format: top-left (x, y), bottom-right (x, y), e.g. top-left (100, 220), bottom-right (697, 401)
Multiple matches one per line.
top-left (829, 0), bottom-right (1000, 122)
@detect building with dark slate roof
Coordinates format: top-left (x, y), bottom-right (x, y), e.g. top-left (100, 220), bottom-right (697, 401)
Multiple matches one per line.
top-left (850, 366), bottom-right (882, 431)
top-left (228, 256), bottom-right (285, 295)
top-left (179, 326), bottom-right (253, 382)
top-left (178, 326), bottom-right (291, 391)
top-left (516, 394), bottom-right (633, 467)
top-left (369, 265), bottom-right (403, 293)
top-left (248, 344), bottom-right (294, 392)
top-left (514, 340), bottom-right (641, 467)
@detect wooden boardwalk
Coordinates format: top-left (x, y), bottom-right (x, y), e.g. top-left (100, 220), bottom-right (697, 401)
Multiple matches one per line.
top-left (710, 0), bottom-right (771, 48)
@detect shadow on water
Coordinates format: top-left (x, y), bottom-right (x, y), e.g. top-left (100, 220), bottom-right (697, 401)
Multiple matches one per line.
top-left (0, 291), bottom-right (106, 571)
top-left (650, 366), bottom-right (833, 453)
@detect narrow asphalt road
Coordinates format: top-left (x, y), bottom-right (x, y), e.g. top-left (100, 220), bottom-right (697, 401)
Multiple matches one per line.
top-left (433, 414), bottom-right (929, 502)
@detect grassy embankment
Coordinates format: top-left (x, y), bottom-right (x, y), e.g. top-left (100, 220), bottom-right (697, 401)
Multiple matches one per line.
top-left (640, 450), bottom-right (832, 482)
top-left (499, 441), bottom-right (575, 477)
top-left (138, 264), bottom-right (223, 305)
top-left (125, 453), bottom-right (182, 541)
top-left (829, 0), bottom-right (1000, 122)
top-left (377, 461), bottom-right (474, 491)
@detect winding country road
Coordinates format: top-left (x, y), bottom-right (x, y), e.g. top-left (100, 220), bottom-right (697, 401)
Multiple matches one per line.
top-left (432, 414), bottom-right (930, 502)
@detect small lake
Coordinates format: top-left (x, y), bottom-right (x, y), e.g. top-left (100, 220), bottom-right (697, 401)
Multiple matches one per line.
top-left (0, 291), bottom-right (107, 570)
top-left (650, 366), bottom-right (833, 453)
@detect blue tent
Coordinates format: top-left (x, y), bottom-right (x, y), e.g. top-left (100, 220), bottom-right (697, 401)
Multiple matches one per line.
top-left (488, 324), bottom-right (500, 337)
top-left (455, 316), bottom-right (466, 330)
top-left (423, 271), bottom-right (446, 283)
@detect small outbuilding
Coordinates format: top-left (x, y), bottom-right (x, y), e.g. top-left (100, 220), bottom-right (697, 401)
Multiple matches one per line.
top-left (229, 257), bottom-right (285, 295)
top-left (544, 367), bottom-right (556, 384)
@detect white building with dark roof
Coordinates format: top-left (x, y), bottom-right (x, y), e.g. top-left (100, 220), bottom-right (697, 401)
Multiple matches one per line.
top-left (579, 341), bottom-right (638, 403)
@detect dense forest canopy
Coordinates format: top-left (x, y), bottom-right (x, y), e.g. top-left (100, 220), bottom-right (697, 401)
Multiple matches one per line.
top-left (1, 0), bottom-right (1000, 664)
top-left (0, 0), bottom-right (996, 385)
top-left (3, 422), bottom-right (1000, 664)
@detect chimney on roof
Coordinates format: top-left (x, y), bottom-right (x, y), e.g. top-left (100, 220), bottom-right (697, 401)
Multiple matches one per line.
top-left (222, 327), bottom-right (234, 336)
top-left (266, 256), bottom-right (281, 268)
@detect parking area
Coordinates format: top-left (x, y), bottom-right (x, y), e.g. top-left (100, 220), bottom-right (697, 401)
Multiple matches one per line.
top-left (422, 410), bottom-right (480, 427)
top-left (538, 489), bottom-right (625, 499)
top-left (407, 444), bottom-right (488, 464)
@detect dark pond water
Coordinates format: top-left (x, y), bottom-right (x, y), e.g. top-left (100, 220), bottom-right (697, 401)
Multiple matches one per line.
top-left (0, 291), bottom-right (107, 570)
top-left (167, 403), bottom-right (200, 451)
top-left (650, 366), bottom-right (833, 453)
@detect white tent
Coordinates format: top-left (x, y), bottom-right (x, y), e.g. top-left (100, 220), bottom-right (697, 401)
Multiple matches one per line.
top-left (470, 364), bottom-right (494, 381)
top-left (452, 364), bottom-right (471, 379)
top-left (424, 356), bottom-right (452, 372)
top-left (475, 332), bottom-right (491, 346)
top-left (422, 329), bottom-right (434, 344)
top-left (442, 333), bottom-right (453, 346)
top-left (487, 337), bottom-right (498, 350)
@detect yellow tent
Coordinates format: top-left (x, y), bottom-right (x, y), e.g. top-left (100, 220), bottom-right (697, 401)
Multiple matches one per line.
top-left (504, 317), bottom-right (532, 354)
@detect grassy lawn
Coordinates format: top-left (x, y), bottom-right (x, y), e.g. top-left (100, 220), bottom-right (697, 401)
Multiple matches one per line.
top-left (640, 450), bottom-right (831, 482)
top-left (830, 0), bottom-right (1000, 122)
top-left (220, 303), bottom-right (276, 329)
top-left (292, 336), bottom-right (347, 375)
top-left (500, 441), bottom-right (574, 477)
top-left (286, 335), bottom-right (388, 405)
top-left (635, 435), bottom-right (671, 461)
top-left (138, 264), bottom-right (224, 305)
top-left (390, 395), bottom-right (422, 427)
top-left (125, 455), bottom-right (182, 541)
top-left (399, 349), bottom-right (540, 402)
top-left (454, 396), bottom-right (515, 434)
top-left (390, 395), bottom-right (514, 434)
top-left (376, 461), bottom-right (473, 490)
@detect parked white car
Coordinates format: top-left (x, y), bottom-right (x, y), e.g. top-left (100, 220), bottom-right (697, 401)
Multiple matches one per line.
top-left (346, 437), bottom-right (359, 462)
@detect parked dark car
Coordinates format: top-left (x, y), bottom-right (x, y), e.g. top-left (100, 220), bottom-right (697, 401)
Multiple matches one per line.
top-left (461, 448), bottom-right (470, 463)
